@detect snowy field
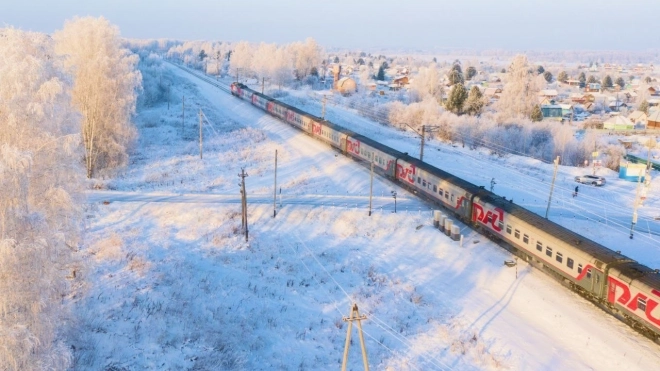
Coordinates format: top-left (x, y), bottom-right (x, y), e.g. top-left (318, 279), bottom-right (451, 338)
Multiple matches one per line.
top-left (72, 65), bottom-right (660, 370)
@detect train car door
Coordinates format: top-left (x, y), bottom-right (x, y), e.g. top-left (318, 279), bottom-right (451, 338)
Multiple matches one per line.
top-left (340, 137), bottom-right (347, 154)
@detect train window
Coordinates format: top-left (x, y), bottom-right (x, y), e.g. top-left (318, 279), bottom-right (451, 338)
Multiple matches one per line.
top-left (417, 177), bottom-right (421, 184)
top-left (506, 225), bottom-right (512, 234)
top-left (445, 192), bottom-right (449, 200)
top-left (546, 247), bottom-right (552, 257)
top-left (439, 189), bottom-right (443, 196)
top-left (638, 298), bottom-right (647, 311)
top-left (451, 195), bottom-right (455, 202)
top-left (556, 252), bottom-right (563, 263)
top-left (567, 258), bottom-right (574, 269)
top-left (536, 241), bottom-right (542, 251)
top-left (523, 234), bottom-right (529, 244)
top-left (514, 229), bottom-right (520, 239)
top-left (578, 264), bottom-right (583, 274)
top-left (586, 268), bottom-right (592, 279)
top-left (422, 179), bottom-right (426, 187)
top-left (433, 185), bottom-right (437, 192)
top-left (498, 220), bottom-right (504, 230)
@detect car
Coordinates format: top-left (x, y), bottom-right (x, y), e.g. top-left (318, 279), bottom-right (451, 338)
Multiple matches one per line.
top-left (575, 174), bottom-right (606, 186)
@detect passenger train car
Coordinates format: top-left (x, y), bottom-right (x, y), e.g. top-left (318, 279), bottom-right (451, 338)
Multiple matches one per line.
top-left (230, 82), bottom-right (660, 342)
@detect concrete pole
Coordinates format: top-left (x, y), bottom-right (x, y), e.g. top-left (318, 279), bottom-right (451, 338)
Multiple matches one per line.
top-left (368, 160), bottom-right (374, 216)
top-left (545, 156), bottom-right (560, 219)
top-left (420, 125), bottom-right (426, 161)
top-left (630, 170), bottom-right (643, 239)
top-left (273, 150), bottom-right (278, 218)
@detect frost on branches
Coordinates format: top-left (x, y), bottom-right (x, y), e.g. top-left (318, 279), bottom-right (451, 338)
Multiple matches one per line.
top-left (495, 54), bottom-right (542, 122)
top-left (54, 17), bottom-right (141, 179)
top-left (0, 28), bottom-right (83, 371)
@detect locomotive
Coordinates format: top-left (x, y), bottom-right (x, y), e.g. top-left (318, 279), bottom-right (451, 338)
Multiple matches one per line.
top-left (230, 82), bottom-right (660, 342)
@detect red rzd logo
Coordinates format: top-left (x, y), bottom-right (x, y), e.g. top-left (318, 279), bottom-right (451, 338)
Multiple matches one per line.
top-left (472, 203), bottom-right (504, 232)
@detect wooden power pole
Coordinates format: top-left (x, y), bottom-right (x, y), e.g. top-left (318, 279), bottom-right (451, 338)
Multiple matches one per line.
top-left (341, 303), bottom-right (369, 371)
top-left (420, 125), bottom-right (426, 161)
top-left (321, 95), bottom-right (327, 120)
top-left (239, 168), bottom-right (249, 242)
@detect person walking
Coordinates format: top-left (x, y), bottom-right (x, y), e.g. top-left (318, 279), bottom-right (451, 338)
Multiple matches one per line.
top-left (573, 185), bottom-right (579, 197)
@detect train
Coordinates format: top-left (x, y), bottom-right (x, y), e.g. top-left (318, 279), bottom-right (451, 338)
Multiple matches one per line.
top-left (230, 82), bottom-right (660, 342)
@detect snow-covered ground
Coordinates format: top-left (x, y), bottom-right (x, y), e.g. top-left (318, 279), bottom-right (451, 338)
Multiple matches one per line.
top-left (72, 65), bottom-right (660, 370)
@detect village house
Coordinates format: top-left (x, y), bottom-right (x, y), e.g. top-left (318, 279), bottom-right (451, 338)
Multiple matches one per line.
top-left (628, 110), bottom-right (648, 128)
top-left (539, 89), bottom-right (558, 99)
top-left (566, 79), bottom-right (582, 87)
top-left (585, 83), bottom-right (601, 92)
top-left (541, 104), bottom-right (563, 120)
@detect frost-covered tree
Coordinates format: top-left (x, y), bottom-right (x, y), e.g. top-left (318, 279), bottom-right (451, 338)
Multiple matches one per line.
top-left (445, 83), bottom-right (468, 114)
top-left (602, 75), bottom-right (613, 88)
top-left (578, 72), bottom-right (586, 84)
top-left (557, 71), bottom-right (568, 83)
top-left (639, 99), bottom-right (649, 114)
top-left (495, 55), bottom-right (541, 121)
top-left (251, 42), bottom-right (278, 80)
top-left (230, 41), bottom-right (254, 77)
top-left (537, 65), bottom-right (545, 74)
top-left (615, 76), bottom-right (625, 88)
top-left (465, 86), bottom-right (485, 116)
top-left (530, 105), bottom-right (543, 122)
top-left (587, 75), bottom-right (597, 84)
top-left (54, 17), bottom-right (140, 178)
top-left (0, 27), bottom-right (83, 370)
top-left (408, 63), bottom-right (443, 102)
top-left (466, 66), bottom-right (477, 80)
top-left (376, 65), bottom-right (385, 81)
top-left (543, 71), bottom-right (553, 82)
top-left (448, 69), bottom-right (464, 85)
top-left (290, 38), bottom-right (322, 80)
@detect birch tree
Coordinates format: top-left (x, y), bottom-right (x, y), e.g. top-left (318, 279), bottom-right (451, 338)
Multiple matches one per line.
top-left (55, 17), bottom-right (140, 178)
top-left (0, 27), bottom-right (83, 370)
top-left (495, 54), bottom-right (541, 122)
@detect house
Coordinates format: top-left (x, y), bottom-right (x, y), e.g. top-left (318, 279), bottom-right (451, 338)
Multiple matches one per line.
top-left (603, 116), bottom-right (634, 130)
top-left (559, 104), bottom-right (574, 117)
top-left (648, 110), bottom-right (660, 129)
top-left (629, 110), bottom-right (648, 127)
top-left (539, 89), bottom-right (558, 99)
top-left (541, 104), bottom-right (563, 120)
top-left (566, 79), bottom-right (582, 87)
top-left (585, 83), bottom-right (601, 92)
top-left (336, 77), bottom-right (357, 95)
top-left (608, 100), bottom-right (627, 111)
top-left (483, 87), bottom-right (502, 99)
top-left (649, 87), bottom-right (659, 96)
top-left (538, 96), bottom-right (552, 105)
top-left (393, 76), bottom-right (409, 86)
top-left (648, 98), bottom-right (660, 108)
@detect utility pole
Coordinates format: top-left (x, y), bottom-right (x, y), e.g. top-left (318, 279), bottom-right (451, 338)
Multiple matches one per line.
top-left (341, 303), bottom-right (369, 371)
top-left (630, 170), bottom-right (643, 239)
top-left (273, 150), bottom-right (278, 218)
top-left (391, 191), bottom-right (397, 213)
top-left (490, 178), bottom-right (496, 192)
top-left (321, 95), bottom-right (327, 120)
top-left (182, 95), bottom-right (185, 136)
top-left (545, 156), bottom-right (560, 219)
top-left (262, 77), bottom-right (265, 94)
top-left (368, 160), bottom-right (374, 216)
top-left (199, 109), bottom-right (203, 159)
top-left (239, 168), bottom-right (249, 242)
top-left (420, 125), bottom-right (426, 161)
top-left (592, 143), bottom-right (598, 176)
top-left (167, 84), bottom-right (170, 110)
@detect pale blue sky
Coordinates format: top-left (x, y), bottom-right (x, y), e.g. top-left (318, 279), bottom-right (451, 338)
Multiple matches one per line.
top-left (3, 0), bottom-right (659, 50)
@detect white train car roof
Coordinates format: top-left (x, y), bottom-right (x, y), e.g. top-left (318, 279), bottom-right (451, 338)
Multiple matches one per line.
top-left (476, 192), bottom-right (633, 266)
